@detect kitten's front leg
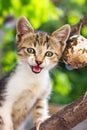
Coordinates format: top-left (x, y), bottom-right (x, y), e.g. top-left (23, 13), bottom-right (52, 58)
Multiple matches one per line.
top-left (3, 114), bottom-right (13, 130)
top-left (34, 99), bottom-right (50, 130)
top-left (0, 107), bottom-right (13, 130)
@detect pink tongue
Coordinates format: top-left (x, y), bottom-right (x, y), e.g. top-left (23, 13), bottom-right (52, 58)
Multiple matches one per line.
top-left (32, 66), bottom-right (41, 73)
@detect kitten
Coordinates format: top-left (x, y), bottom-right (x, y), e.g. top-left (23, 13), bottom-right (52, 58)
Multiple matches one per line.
top-left (0, 16), bottom-right (70, 130)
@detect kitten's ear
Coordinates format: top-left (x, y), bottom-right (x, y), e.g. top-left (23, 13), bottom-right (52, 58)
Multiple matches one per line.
top-left (16, 16), bottom-right (34, 42)
top-left (52, 24), bottom-right (71, 43)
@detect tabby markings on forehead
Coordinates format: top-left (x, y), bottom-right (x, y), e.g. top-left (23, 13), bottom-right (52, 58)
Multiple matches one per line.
top-left (17, 31), bottom-right (51, 51)
top-left (43, 35), bottom-right (50, 49)
top-left (34, 33), bottom-right (50, 49)
top-left (34, 34), bottom-right (39, 47)
top-left (35, 34), bottom-right (39, 43)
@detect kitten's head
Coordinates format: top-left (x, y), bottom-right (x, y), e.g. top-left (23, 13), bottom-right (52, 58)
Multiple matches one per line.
top-left (16, 16), bottom-right (70, 74)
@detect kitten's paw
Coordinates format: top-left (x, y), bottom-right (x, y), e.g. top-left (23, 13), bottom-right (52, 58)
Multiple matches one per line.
top-left (35, 116), bottom-right (50, 130)
top-left (36, 120), bottom-right (42, 130)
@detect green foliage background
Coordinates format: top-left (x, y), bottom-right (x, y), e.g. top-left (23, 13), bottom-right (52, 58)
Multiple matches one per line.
top-left (0, 0), bottom-right (87, 105)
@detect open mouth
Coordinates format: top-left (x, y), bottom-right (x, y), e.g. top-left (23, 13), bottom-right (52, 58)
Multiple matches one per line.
top-left (31, 66), bottom-right (42, 74)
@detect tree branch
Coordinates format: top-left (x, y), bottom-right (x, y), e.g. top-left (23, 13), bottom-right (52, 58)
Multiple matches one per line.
top-left (70, 15), bottom-right (87, 36)
top-left (29, 91), bottom-right (87, 130)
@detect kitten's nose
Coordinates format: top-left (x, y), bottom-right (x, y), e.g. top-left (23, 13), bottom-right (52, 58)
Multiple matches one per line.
top-left (36, 60), bottom-right (42, 65)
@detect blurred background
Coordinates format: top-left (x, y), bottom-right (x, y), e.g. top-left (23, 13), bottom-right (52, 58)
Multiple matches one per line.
top-left (0, 0), bottom-right (87, 108)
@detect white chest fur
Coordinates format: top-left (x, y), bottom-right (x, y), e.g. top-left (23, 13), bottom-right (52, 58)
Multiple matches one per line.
top-left (4, 64), bottom-right (50, 128)
top-left (6, 63), bottom-right (50, 111)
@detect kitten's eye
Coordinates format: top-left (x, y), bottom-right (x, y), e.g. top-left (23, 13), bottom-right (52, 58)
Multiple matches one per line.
top-left (45, 51), bottom-right (53, 57)
top-left (27, 48), bottom-right (35, 54)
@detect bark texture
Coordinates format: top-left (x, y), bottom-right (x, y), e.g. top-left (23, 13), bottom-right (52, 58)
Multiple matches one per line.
top-left (29, 92), bottom-right (87, 130)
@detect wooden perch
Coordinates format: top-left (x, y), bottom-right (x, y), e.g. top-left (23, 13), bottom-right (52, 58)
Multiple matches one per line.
top-left (29, 91), bottom-right (87, 130)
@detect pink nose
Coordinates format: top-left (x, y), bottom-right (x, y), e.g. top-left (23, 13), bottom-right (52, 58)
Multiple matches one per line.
top-left (36, 61), bottom-right (42, 65)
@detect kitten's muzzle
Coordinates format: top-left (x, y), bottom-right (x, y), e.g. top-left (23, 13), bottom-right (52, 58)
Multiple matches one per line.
top-left (28, 61), bottom-right (43, 74)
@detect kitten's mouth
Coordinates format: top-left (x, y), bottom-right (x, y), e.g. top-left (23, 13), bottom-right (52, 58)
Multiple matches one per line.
top-left (31, 66), bottom-right (42, 74)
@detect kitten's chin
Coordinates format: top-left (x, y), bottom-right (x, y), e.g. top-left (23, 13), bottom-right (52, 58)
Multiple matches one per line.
top-left (30, 65), bottom-right (43, 74)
